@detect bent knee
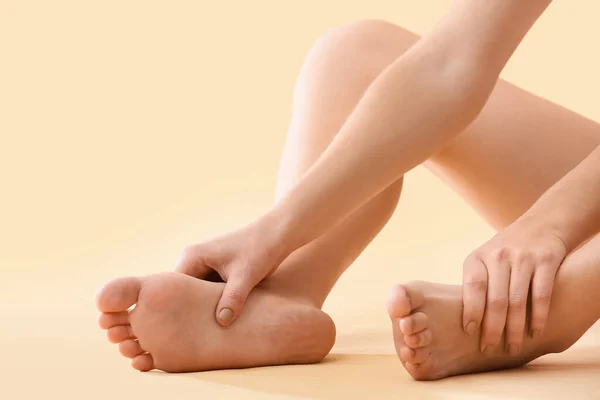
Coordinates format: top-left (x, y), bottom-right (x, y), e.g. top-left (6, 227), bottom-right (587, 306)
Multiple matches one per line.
top-left (311, 19), bottom-right (418, 64)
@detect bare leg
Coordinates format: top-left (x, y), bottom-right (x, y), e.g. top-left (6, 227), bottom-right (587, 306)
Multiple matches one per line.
top-left (93, 20), bottom-right (410, 372)
top-left (273, 19), bottom-right (600, 307)
top-left (264, 20), bottom-right (416, 304)
top-left (270, 20), bottom-right (600, 379)
top-left (387, 234), bottom-right (600, 380)
top-left (96, 19), bottom-right (600, 373)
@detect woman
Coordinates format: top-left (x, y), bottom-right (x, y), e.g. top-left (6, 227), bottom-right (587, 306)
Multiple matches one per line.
top-left (96, 0), bottom-right (600, 379)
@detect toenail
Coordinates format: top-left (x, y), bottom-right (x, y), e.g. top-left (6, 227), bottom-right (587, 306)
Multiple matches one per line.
top-left (218, 308), bottom-right (233, 324)
top-left (399, 318), bottom-right (411, 333)
top-left (465, 321), bottom-right (477, 335)
top-left (508, 344), bottom-right (520, 355)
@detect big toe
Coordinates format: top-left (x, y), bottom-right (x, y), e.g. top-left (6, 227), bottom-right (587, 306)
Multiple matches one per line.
top-left (386, 282), bottom-right (425, 319)
top-left (95, 277), bottom-right (142, 313)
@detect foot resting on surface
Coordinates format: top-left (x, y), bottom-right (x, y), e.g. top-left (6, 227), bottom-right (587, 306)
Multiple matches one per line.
top-left (387, 281), bottom-right (581, 381)
top-left (96, 272), bottom-right (336, 372)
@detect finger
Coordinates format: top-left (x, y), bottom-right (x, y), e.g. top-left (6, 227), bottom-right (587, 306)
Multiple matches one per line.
top-left (462, 254), bottom-right (488, 335)
top-left (480, 249), bottom-right (510, 352)
top-left (215, 270), bottom-right (257, 327)
top-left (173, 244), bottom-right (212, 278)
top-left (530, 264), bottom-right (558, 339)
top-left (505, 259), bottom-right (533, 355)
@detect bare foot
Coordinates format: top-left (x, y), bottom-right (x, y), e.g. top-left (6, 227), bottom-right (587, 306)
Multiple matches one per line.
top-left (386, 281), bottom-right (575, 381)
top-left (95, 272), bottom-right (336, 372)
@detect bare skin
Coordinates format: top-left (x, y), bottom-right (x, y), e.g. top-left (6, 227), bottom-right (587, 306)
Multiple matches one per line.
top-left (97, 20), bottom-right (600, 376)
top-left (182, 1), bottom-right (555, 331)
top-left (388, 234), bottom-right (600, 380)
top-left (96, 272), bottom-right (335, 372)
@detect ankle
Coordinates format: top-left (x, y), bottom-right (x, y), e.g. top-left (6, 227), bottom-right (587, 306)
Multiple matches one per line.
top-left (257, 274), bottom-right (328, 309)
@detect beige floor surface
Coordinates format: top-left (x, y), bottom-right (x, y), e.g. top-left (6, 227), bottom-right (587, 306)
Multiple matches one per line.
top-left (2, 1), bottom-right (600, 399)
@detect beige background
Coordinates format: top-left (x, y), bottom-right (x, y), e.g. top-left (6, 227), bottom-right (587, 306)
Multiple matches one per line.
top-left (2, 1), bottom-right (599, 399)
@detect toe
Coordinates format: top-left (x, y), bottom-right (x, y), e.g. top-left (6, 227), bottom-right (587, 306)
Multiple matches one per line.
top-left (98, 312), bottom-right (129, 329)
top-left (95, 277), bottom-right (142, 313)
top-left (404, 361), bottom-right (422, 378)
top-left (132, 353), bottom-right (155, 372)
top-left (400, 345), bottom-right (431, 365)
top-left (404, 328), bottom-right (432, 349)
top-left (107, 325), bottom-right (135, 344)
top-left (119, 339), bottom-right (145, 358)
top-left (387, 282), bottom-right (425, 319)
top-left (404, 356), bottom-right (437, 381)
top-left (399, 312), bottom-right (428, 335)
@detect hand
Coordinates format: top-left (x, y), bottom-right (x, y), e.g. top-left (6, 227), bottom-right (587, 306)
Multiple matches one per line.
top-left (461, 215), bottom-right (567, 355)
top-left (175, 218), bottom-right (288, 327)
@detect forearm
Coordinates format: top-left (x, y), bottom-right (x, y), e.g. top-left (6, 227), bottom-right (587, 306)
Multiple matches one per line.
top-left (267, 0), bottom-right (552, 252)
top-left (268, 51), bottom-right (490, 250)
top-left (524, 145), bottom-right (600, 253)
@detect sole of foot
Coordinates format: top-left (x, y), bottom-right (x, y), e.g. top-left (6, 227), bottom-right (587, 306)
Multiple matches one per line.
top-left (96, 272), bottom-right (336, 372)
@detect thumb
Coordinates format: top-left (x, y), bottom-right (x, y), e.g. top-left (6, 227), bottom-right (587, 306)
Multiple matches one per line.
top-left (174, 245), bottom-right (212, 278)
top-left (215, 271), bottom-right (256, 327)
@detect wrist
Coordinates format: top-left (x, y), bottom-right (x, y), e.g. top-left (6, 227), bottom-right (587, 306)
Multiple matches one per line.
top-left (519, 210), bottom-right (572, 253)
top-left (254, 204), bottom-right (303, 263)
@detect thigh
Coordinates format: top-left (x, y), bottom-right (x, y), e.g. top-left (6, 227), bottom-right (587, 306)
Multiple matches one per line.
top-left (276, 20), bottom-right (600, 231)
top-left (427, 80), bottom-right (600, 229)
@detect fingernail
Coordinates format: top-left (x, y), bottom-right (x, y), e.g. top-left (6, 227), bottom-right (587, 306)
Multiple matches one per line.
top-left (465, 321), bottom-right (477, 335)
top-left (531, 330), bottom-right (540, 339)
top-left (508, 344), bottom-right (520, 356)
top-left (218, 308), bottom-right (233, 324)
